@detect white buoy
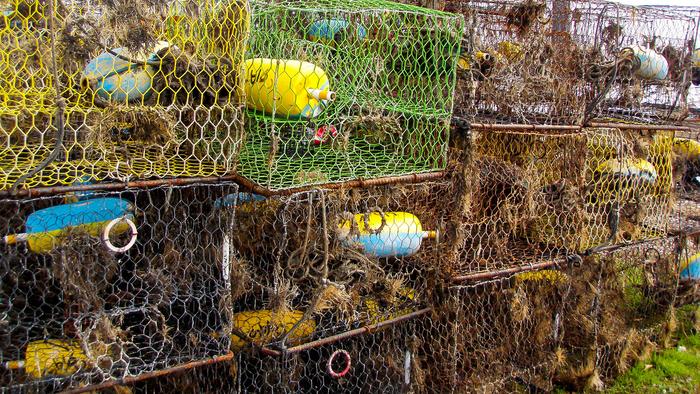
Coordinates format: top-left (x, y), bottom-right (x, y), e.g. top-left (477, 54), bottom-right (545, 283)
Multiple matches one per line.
top-left (630, 46), bottom-right (668, 81)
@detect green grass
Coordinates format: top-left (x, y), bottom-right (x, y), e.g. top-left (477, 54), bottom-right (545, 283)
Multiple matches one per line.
top-left (606, 306), bottom-right (700, 394)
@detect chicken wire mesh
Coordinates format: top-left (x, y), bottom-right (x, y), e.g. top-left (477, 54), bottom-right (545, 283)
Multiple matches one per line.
top-left (226, 182), bottom-right (448, 346)
top-left (0, 130), bottom-right (694, 391)
top-left (429, 272), bottom-right (572, 392)
top-left (0, 0), bottom-right (249, 191)
top-left (574, 3), bottom-right (698, 124)
top-left (121, 238), bottom-right (696, 393)
top-left (0, 182), bottom-right (238, 391)
top-left (0, 2), bottom-right (697, 392)
top-left (238, 0), bottom-right (463, 190)
top-left (123, 183), bottom-right (446, 392)
top-left (584, 127), bottom-right (674, 248)
top-left (445, 0), bottom-right (697, 125)
top-left (443, 126), bottom-right (674, 277)
top-left (554, 236), bottom-right (682, 390)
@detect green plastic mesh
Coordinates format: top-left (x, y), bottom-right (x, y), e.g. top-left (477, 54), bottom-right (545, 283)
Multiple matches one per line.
top-left (238, 0), bottom-right (464, 190)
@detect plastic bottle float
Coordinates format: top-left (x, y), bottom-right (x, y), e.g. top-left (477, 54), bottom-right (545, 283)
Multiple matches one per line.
top-left (243, 58), bottom-right (336, 119)
top-left (337, 212), bottom-right (437, 258)
top-left (2, 198), bottom-right (138, 254)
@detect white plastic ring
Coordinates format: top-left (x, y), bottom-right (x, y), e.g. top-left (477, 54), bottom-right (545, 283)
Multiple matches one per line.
top-left (327, 349), bottom-right (351, 379)
top-left (102, 217), bottom-right (138, 253)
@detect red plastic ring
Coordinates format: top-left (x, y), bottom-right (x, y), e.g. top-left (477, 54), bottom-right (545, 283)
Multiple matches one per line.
top-left (327, 349), bottom-right (351, 379)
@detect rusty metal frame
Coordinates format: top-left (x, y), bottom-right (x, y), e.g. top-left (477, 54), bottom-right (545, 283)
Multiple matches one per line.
top-left (60, 308), bottom-right (432, 392)
top-left (468, 122), bottom-right (690, 132)
top-left (0, 172), bottom-right (446, 199)
top-left (61, 353), bottom-right (235, 394)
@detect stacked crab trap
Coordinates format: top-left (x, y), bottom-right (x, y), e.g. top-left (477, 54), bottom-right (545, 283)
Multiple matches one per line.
top-left (0, 0), bottom-right (249, 191)
top-left (0, 183), bottom-right (238, 391)
top-left (0, 0), bottom-right (251, 391)
top-left (237, 0), bottom-right (464, 190)
top-left (447, 0), bottom-right (697, 125)
top-left (1, 0), bottom-right (700, 392)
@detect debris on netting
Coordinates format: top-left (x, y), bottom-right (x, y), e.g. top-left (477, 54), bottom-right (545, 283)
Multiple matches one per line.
top-left (0, 0), bottom-right (699, 392)
top-left (0, 184), bottom-right (237, 391)
top-left (421, 274), bottom-right (568, 391)
top-left (585, 128), bottom-right (674, 248)
top-left (551, 235), bottom-right (683, 390)
top-left (0, 0), bottom-right (249, 190)
top-left (238, 0), bottom-right (462, 190)
top-left (505, 0), bottom-right (546, 35)
top-left (447, 0), bottom-right (697, 125)
top-left (48, 229), bottom-right (120, 311)
top-left (86, 106), bottom-right (177, 146)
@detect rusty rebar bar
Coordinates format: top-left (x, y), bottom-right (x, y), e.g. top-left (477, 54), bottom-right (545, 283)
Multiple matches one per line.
top-left (60, 353), bottom-right (235, 394)
top-left (0, 175), bottom-right (240, 199)
top-left (450, 235), bottom-right (681, 284)
top-left (469, 123), bottom-right (582, 131)
top-left (587, 122), bottom-right (690, 131)
top-left (283, 307), bottom-right (432, 354)
top-left (261, 172), bottom-right (446, 196)
top-left (467, 122), bottom-right (689, 132)
top-left (186, 308), bottom-right (433, 359)
top-left (0, 172), bottom-right (446, 199)
top-left (450, 259), bottom-right (565, 283)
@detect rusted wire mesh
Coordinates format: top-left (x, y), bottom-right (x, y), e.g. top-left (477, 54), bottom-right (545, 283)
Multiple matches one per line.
top-left (1, 1), bottom-right (699, 392)
top-left (444, 126), bottom-right (674, 277)
top-left (445, 0), bottom-right (698, 125)
top-left (0, 125), bottom-right (696, 393)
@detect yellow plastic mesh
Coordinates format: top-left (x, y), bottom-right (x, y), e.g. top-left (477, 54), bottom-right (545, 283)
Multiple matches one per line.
top-left (445, 126), bottom-right (675, 276)
top-left (0, 0), bottom-right (250, 191)
top-left (584, 128), bottom-right (674, 249)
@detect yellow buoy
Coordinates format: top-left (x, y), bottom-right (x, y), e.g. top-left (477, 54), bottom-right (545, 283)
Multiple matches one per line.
top-left (672, 138), bottom-right (700, 161)
top-left (497, 41), bottom-right (524, 61)
top-left (595, 158), bottom-right (658, 184)
top-left (230, 310), bottom-right (316, 351)
top-left (3, 340), bottom-right (87, 378)
top-left (243, 58), bottom-right (335, 119)
top-left (363, 287), bottom-right (417, 324)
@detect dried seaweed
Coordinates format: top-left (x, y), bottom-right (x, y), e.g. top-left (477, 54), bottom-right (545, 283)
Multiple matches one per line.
top-left (504, 0), bottom-right (546, 35)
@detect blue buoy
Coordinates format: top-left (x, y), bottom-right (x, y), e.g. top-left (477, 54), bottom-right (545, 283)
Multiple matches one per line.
top-left (215, 192), bottom-right (266, 209)
top-left (82, 42), bottom-right (169, 104)
top-left (308, 19), bottom-right (367, 46)
top-left (681, 253), bottom-right (700, 280)
top-left (3, 198), bottom-right (135, 253)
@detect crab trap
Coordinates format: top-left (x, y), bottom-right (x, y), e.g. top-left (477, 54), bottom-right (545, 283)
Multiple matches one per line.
top-left (446, 129), bottom-right (588, 275)
top-left (583, 127), bottom-right (674, 249)
top-left (237, 0), bottom-right (464, 191)
top-left (555, 236), bottom-right (681, 389)
top-left (0, 0), bottom-right (249, 191)
top-left (442, 125), bottom-right (675, 277)
top-left (571, 2), bottom-right (699, 124)
top-left (425, 273), bottom-right (572, 392)
top-left (134, 183), bottom-right (448, 391)
top-left (446, 0), bottom-right (697, 125)
top-left (220, 180), bottom-right (449, 340)
top-left (0, 183), bottom-right (237, 391)
top-left (227, 182), bottom-right (447, 332)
